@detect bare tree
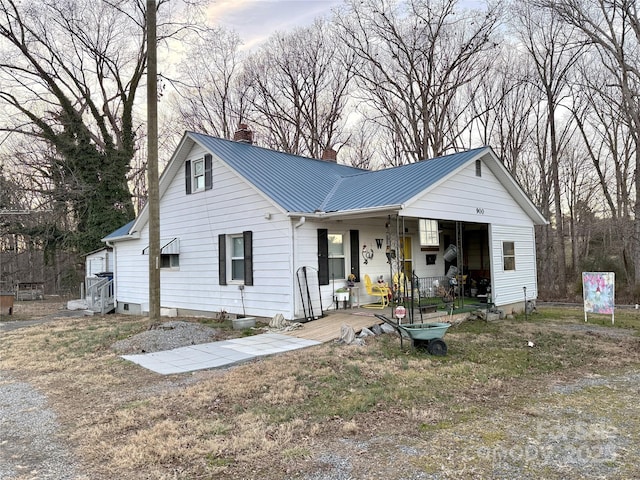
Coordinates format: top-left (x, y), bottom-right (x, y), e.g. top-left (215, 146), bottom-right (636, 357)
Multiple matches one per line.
top-left (335, 0), bottom-right (500, 165)
top-left (170, 26), bottom-right (247, 140)
top-left (559, 141), bottom-right (600, 274)
top-left (570, 60), bottom-right (634, 220)
top-left (469, 46), bottom-right (539, 180)
top-left (568, 58), bottom-right (636, 280)
top-left (511, 2), bottom-right (584, 296)
top-left (242, 18), bottom-right (355, 158)
top-left (342, 118), bottom-right (378, 169)
top-left (0, 0), bottom-right (193, 253)
top-left (534, 0), bottom-right (640, 284)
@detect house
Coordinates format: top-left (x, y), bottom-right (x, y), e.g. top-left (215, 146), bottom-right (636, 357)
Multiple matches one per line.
top-left (81, 247), bottom-right (115, 314)
top-left (85, 247), bottom-right (113, 277)
top-left (102, 129), bottom-right (547, 320)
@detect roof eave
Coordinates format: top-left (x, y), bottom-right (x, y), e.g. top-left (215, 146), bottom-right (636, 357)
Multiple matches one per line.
top-left (101, 231), bottom-right (141, 243)
top-left (287, 204), bottom-right (405, 219)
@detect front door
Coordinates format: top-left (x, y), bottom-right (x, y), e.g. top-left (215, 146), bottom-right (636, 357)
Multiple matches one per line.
top-left (402, 236), bottom-right (412, 278)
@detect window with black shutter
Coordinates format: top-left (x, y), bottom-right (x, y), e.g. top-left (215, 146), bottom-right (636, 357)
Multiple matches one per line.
top-left (219, 232), bottom-right (253, 285)
top-left (186, 155), bottom-right (213, 194)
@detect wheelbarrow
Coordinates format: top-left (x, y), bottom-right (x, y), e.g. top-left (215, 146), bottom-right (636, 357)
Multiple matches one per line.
top-left (375, 314), bottom-right (451, 356)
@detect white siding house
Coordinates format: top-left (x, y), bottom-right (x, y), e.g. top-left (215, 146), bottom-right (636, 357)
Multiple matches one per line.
top-left (85, 248), bottom-right (113, 277)
top-left (103, 131), bottom-right (547, 320)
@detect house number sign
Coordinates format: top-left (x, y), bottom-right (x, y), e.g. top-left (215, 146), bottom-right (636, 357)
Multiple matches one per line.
top-left (476, 207), bottom-right (485, 215)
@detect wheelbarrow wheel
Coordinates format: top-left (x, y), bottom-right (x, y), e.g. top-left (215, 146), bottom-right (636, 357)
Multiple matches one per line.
top-left (427, 339), bottom-right (447, 356)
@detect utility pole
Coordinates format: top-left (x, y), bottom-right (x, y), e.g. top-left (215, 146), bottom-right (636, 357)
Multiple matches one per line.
top-left (147, 0), bottom-right (160, 322)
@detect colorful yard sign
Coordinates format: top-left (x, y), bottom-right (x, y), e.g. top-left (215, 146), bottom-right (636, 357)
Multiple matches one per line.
top-left (582, 272), bottom-right (615, 324)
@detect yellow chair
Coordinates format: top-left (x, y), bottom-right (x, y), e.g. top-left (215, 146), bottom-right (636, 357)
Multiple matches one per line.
top-left (363, 274), bottom-right (390, 309)
top-left (393, 272), bottom-right (406, 296)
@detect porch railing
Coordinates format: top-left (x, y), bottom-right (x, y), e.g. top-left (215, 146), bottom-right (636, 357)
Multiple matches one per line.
top-left (86, 277), bottom-right (115, 314)
top-left (413, 276), bottom-right (453, 298)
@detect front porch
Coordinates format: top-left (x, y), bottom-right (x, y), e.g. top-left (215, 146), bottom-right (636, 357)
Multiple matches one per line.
top-left (284, 306), bottom-right (471, 343)
top-left (311, 214), bottom-right (494, 322)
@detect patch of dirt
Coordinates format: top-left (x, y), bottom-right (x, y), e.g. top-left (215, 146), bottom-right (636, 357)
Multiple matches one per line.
top-left (555, 322), bottom-right (635, 339)
top-left (111, 321), bottom-right (222, 354)
top-left (2, 297), bottom-right (68, 320)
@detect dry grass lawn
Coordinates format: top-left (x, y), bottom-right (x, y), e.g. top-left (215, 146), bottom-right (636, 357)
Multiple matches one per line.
top-left (2, 300), bottom-right (640, 479)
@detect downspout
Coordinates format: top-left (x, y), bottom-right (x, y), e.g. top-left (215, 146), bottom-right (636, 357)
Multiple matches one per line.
top-left (292, 217), bottom-right (306, 319)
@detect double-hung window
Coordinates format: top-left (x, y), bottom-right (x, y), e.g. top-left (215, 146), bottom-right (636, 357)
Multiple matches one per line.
top-left (231, 235), bottom-right (245, 281)
top-left (318, 229), bottom-right (359, 285)
top-left (328, 233), bottom-right (345, 279)
top-left (185, 154), bottom-right (212, 194)
top-left (503, 241), bottom-right (515, 271)
top-left (218, 231), bottom-right (253, 286)
top-left (192, 158), bottom-right (205, 192)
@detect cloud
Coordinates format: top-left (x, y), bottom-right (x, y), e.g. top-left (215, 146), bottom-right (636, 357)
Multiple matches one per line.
top-left (207, 0), bottom-right (342, 50)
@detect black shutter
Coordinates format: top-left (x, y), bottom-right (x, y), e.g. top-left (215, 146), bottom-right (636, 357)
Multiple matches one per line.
top-left (185, 160), bottom-right (192, 194)
top-left (218, 234), bottom-right (227, 285)
top-left (350, 230), bottom-right (360, 282)
top-left (318, 229), bottom-right (329, 285)
top-left (204, 154), bottom-right (213, 190)
top-left (243, 230), bottom-right (253, 286)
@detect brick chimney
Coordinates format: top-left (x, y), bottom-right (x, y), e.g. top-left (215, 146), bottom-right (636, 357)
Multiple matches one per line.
top-left (233, 123), bottom-right (253, 144)
top-left (321, 147), bottom-right (337, 162)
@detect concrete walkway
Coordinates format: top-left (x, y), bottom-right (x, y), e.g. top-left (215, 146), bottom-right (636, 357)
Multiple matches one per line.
top-left (121, 333), bottom-right (321, 375)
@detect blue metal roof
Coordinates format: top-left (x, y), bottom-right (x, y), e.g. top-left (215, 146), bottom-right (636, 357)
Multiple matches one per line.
top-left (102, 220), bottom-right (135, 240)
top-left (190, 132), bottom-right (365, 212)
top-left (190, 132), bottom-right (487, 213)
top-left (322, 148), bottom-right (486, 211)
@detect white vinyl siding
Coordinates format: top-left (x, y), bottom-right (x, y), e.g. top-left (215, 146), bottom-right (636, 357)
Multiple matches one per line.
top-left (113, 143), bottom-right (293, 318)
top-left (490, 224), bottom-right (537, 306)
top-left (111, 141), bottom-right (543, 318)
top-left (403, 159), bottom-right (532, 226)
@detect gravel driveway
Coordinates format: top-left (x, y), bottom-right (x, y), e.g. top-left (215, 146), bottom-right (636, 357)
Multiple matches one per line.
top-left (0, 372), bottom-right (80, 480)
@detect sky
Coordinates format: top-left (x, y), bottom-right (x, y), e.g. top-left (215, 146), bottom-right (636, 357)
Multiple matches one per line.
top-left (207, 0), bottom-right (344, 49)
top-left (207, 0), bottom-right (489, 50)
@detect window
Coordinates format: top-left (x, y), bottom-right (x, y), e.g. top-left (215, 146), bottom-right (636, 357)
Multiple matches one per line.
top-left (318, 229), bottom-right (358, 285)
top-left (185, 154), bottom-right (212, 194)
top-left (328, 233), bottom-right (345, 279)
top-left (231, 235), bottom-right (245, 281)
top-left (160, 254), bottom-right (179, 269)
top-left (192, 158), bottom-right (205, 192)
top-left (503, 241), bottom-right (515, 271)
top-left (475, 159), bottom-right (482, 177)
top-left (218, 232), bottom-right (253, 285)
top-left (142, 238), bottom-right (180, 270)
top-left (419, 219), bottom-right (439, 246)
